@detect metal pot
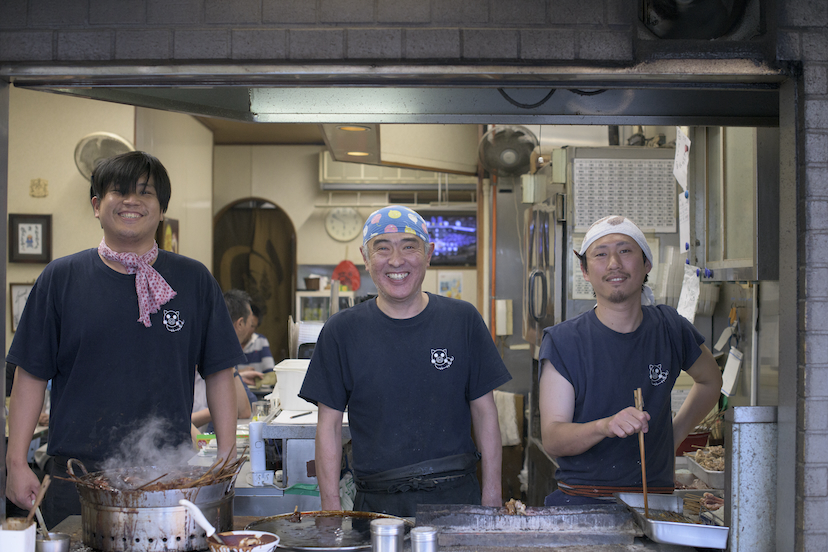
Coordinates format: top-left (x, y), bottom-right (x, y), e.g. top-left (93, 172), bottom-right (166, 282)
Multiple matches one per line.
top-left (70, 461), bottom-right (236, 552)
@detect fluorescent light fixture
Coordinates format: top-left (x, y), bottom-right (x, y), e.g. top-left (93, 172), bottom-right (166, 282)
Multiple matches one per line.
top-left (337, 125), bottom-right (371, 132)
top-left (346, 151), bottom-right (370, 156)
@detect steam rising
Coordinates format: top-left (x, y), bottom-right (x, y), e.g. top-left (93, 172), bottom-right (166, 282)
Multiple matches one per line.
top-left (100, 416), bottom-right (197, 488)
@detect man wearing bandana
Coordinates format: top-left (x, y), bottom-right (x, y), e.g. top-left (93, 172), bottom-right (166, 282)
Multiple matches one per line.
top-left (5, 151), bottom-right (246, 526)
top-left (538, 215), bottom-right (722, 506)
top-left (300, 205), bottom-right (512, 517)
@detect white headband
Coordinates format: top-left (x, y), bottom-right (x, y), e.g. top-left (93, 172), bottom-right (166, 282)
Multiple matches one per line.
top-left (577, 215), bottom-right (653, 266)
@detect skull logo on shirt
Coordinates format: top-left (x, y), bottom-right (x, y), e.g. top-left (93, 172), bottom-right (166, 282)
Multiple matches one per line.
top-left (163, 309), bottom-right (185, 332)
top-left (431, 348), bottom-right (454, 370)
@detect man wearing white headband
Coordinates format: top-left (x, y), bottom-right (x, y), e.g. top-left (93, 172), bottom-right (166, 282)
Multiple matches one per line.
top-left (300, 205), bottom-right (511, 517)
top-left (537, 215), bottom-right (722, 506)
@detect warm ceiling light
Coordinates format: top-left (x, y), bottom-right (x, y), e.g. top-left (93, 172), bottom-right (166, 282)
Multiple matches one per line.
top-left (337, 125), bottom-right (371, 132)
top-left (346, 151), bottom-right (371, 156)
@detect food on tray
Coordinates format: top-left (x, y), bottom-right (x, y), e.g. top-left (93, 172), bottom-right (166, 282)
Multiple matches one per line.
top-left (683, 491), bottom-right (724, 516)
top-left (504, 498), bottom-right (527, 515)
top-left (687, 478), bottom-right (712, 489)
top-left (686, 445), bottom-right (725, 472)
top-left (288, 505), bottom-right (302, 523)
top-left (700, 492), bottom-right (724, 511)
top-left (647, 509), bottom-right (700, 524)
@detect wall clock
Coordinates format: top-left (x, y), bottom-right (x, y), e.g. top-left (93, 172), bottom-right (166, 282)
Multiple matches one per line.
top-left (325, 207), bottom-right (362, 242)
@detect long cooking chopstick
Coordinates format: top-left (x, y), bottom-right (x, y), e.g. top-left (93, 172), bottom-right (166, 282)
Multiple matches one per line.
top-left (634, 388), bottom-right (649, 518)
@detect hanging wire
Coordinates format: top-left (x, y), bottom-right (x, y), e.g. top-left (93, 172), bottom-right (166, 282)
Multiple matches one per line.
top-left (569, 89), bottom-right (607, 96)
top-left (498, 88), bottom-right (556, 109)
top-left (537, 125), bottom-right (544, 164)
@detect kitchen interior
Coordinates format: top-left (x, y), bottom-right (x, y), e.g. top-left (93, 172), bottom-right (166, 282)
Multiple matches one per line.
top-left (2, 83), bottom-right (781, 551)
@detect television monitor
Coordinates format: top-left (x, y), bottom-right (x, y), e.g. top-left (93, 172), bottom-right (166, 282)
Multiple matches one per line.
top-left (423, 211), bottom-right (477, 266)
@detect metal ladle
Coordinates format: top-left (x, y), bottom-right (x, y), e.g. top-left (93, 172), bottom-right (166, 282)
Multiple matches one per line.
top-left (179, 499), bottom-right (227, 545)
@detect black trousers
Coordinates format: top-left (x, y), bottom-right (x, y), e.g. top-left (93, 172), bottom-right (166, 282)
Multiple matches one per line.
top-left (41, 456), bottom-right (101, 528)
top-left (353, 472), bottom-right (481, 518)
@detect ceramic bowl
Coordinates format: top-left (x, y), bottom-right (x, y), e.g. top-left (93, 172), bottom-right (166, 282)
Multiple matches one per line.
top-left (207, 531), bottom-right (280, 552)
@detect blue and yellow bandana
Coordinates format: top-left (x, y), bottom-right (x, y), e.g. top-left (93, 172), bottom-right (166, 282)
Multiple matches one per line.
top-left (362, 205), bottom-right (430, 246)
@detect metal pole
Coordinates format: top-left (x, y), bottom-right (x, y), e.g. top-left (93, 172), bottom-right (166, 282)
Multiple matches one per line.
top-left (750, 283), bottom-right (760, 406)
top-left (0, 78), bottom-right (10, 522)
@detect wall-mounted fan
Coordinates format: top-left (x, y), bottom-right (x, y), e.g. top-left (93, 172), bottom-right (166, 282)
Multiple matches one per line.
top-left (478, 125), bottom-right (538, 177)
top-left (74, 132), bottom-right (135, 181)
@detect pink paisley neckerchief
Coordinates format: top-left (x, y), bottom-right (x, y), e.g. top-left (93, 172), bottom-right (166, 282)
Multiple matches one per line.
top-left (97, 239), bottom-right (177, 328)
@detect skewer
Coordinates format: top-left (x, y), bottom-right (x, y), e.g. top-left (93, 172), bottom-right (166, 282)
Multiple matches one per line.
top-left (26, 475), bottom-right (51, 525)
top-left (634, 388), bottom-right (649, 518)
top-left (134, 473), bottom-right (170, 491)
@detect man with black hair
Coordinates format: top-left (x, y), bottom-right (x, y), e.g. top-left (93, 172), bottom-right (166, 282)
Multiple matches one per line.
top-left (6, 151), bottom-right (246, 526)
top-left (237, 303), bottom-right (275, 386)
top-left (192, 289), bottom-right (257, 432)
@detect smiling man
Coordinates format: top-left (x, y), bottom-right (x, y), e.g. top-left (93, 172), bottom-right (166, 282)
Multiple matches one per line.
top-left (300, 205), bottom-right (511, 517)
top-left (538, 215), bottom-right (722, 506)
top-left (5, 151), bottom-right (245, 526)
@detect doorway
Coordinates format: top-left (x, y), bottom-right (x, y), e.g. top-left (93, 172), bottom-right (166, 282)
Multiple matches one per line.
top-left (214, 198), bottom-right (296, 362)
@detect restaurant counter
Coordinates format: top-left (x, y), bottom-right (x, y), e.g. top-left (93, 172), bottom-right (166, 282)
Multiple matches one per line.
top-left (52, 514), bottom-right (698, 552)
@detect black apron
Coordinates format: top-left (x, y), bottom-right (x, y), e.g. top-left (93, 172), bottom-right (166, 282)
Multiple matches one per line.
top-left (353, 452), bottom-right (481, 517)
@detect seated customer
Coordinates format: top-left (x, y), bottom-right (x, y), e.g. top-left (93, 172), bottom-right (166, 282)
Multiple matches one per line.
top-left (237, 304), bottom-right (276, 387)
top-left (192, 368), bottom-right (255, 433)
top-left (192, 290), bottom-right (258, 432)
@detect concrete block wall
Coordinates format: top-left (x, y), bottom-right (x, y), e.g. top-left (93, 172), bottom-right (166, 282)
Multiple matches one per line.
top-left (779, 0), bottom-right (828, 548)
top-left (0, 0), bottom-right (638, 63)
top-left (0, 0), bottom-right (827, 549)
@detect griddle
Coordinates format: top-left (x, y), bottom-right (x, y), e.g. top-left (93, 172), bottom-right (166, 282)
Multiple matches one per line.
top-left (246, 511), bottom-right (413, 550)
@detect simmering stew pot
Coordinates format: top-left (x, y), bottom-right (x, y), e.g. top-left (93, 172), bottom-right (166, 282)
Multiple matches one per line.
top-left (69, 460), bottom-right (237, 552)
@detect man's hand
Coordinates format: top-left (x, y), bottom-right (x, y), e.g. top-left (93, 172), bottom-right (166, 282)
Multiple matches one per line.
top-left (6, 463), bottom-right (41, 511)
top-left (240, 370), bottom-right (263, 386)
top-left (540, 360), bottom-right (649, 458)
top-left (602, 406), bottom-right (650, 438)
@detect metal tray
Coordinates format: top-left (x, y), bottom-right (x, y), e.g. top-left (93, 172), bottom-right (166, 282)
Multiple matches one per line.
top-left (686, 455), bottom-right (725, 489)
top-left (615, 493), bottom-right (729, 549)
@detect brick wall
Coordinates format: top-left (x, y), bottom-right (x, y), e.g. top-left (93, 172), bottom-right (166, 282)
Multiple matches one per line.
top-left (778, 0), bottom-right (828, 548)
top-left (0, 0), bottom-right (637, 63)
top-left (1, 0), bottom-right (827, 550)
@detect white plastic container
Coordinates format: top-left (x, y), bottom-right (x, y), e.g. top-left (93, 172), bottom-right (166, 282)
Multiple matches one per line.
top-left (274, 359), bottom-right (316, 412)
top-left (0, 518), bottom-right (36, 552)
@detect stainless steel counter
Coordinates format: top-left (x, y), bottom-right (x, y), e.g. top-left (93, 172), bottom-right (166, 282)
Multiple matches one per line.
top-left (52, 515), bottom-right (697, 552)
top-left (197, 410), bottom-right (352, 517)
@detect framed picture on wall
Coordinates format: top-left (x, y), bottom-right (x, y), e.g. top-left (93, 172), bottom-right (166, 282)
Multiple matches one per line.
top-left (10, 283), bottom-right (34, 332)
top-left (156, 218), bottom-right (179, 253)
top-left (8, 213), bottom-right (52, 263)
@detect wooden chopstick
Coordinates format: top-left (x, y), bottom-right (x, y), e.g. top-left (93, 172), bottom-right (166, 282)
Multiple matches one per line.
top-left (634, 388), bottom-right (649, 518)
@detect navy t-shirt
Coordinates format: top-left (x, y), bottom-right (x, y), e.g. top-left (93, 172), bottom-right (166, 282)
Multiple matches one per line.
top-left (539, 305), bottom-right (704, 489)
top-left (7, 248), bottom-right (246, 462)
top-left (299, 293), bottom-right (512, 477)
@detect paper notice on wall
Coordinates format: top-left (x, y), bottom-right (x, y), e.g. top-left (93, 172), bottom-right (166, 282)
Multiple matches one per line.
top-left (438, 271), bottom-right (463, 299)
top-left (714, 325), bottom-right (734, 352)
top-left (721, 347), bottom-right (744, 397)
top-left (679, 191), bottom-right (691, 255)
top-left (676, 263), bottom-right (700, 323)
top-left (671, 388), bottom-right (691, 416)
top-left (673, 127), bottom-right (691, 192)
